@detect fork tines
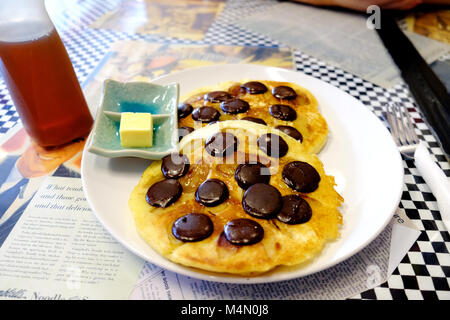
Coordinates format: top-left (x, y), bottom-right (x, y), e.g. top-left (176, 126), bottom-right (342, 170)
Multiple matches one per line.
top-left (386, 103), bottom-right (419, 147)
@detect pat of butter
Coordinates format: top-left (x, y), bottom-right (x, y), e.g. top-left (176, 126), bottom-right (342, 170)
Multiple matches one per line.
top-left (119, 112), bottom-right (153, 148)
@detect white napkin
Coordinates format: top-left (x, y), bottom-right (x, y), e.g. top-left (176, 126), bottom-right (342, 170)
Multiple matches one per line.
top-left (414, 142), bottom-right (450, 231)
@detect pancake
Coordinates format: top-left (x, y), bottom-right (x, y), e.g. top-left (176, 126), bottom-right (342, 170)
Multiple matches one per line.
top-left (129, 121), bottom-right (343, 275)
top-left (177, 80), bottom-right (328, 154)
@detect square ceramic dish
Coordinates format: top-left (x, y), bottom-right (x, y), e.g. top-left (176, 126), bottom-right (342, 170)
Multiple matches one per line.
top-left (87, 79), bottom-right (179, 159)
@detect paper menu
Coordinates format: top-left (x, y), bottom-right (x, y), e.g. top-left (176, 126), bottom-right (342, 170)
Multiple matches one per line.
top-left (0, 176), bottom-right (144, 300)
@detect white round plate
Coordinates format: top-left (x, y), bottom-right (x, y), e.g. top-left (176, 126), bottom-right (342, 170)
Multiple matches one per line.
top-left (81, 64), bottom-right (403, 284)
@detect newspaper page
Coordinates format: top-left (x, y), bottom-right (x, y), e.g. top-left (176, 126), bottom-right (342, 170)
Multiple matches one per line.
top-left (82, 40), bottom-right (295, 116)
top-left (232, 2), bottom-right (450, 88)
top-left (0, 128), bottom-right (420, 300)
top-left (129, 210), bottom-right (420, 300)
top-left (0, 176), bottom-right (144, 300)
top-left (89, 0), bottom-right (224, 40)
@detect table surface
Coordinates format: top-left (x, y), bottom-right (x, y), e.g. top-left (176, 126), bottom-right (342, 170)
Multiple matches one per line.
top-left (0, 0), bottom-right (449, 300)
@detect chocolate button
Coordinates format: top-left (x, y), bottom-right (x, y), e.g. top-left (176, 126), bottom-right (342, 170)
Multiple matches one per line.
top-left (177, 103), bottom-right (193, 119)
top-left (282, 161), bottom-right (321, 193)
top-left (257, 133), bottom-right (288, 158)
top-left (220, 99), bottom-right (250, 114)
top-left (204, 91), bottom-right (232, 103)
top-left (205, 132), bottom-right (238, 157)
top-left (178, 126), bottom-right (194, 141)
top-left (241, 116), bottom-right (267, 126)
top-left (269, 104), bottom-right (297, 121)
top-left (146, 179), bottom-right (182, 208)
top-left (242, 183), bottom-right (282, 219)
top-left (195, 179), bottom-right (229, 207)
top-left (224, 218), bottom-right (264, 245)
top-left (275, 125), bottom-right (303, 142)
top-left (192, 106), bottom-right (220, 123)
top-left (235, 163), bottom-right (270, 190)
top-left (172, 213), bottom-right (213, 242)
top-left (241, 81), bottom-right (268, 94)
top-left (277, 195), bottom-right (312, 224)
top-left (272, 86), bottom-right (297, 100)
top-left (161, 153), bottom-right (190, 179)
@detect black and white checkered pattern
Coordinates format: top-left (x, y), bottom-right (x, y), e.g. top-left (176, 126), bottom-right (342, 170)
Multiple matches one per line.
top-left (0, 0), bottom-right (448, 300)
top-left (0, 82), bottom-right (19, 134)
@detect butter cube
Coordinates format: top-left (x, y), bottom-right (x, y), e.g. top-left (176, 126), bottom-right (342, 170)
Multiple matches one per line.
top-left (119, 112), bottom-right (153, 148)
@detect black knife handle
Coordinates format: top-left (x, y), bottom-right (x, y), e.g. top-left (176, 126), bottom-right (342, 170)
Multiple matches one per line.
top-left (376, 11), bottom-right (450, 157)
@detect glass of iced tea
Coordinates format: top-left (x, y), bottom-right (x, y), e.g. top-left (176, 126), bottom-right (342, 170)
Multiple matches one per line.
top-left (0, 0), bottom-right (93, 147)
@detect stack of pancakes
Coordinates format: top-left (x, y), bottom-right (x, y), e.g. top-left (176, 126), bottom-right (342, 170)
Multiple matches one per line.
top-left (129, 80), bottom-right (343, 275)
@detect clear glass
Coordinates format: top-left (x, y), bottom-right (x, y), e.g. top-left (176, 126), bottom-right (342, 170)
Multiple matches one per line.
top-left (0, 0), bottom-right (93, 147)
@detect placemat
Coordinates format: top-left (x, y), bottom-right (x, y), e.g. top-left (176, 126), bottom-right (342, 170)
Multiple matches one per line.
top-left (0, 0), bottom-right (448, 300)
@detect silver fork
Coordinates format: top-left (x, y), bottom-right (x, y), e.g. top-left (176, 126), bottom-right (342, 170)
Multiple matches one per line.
top-left (386, 103), bottom-right (450, 231)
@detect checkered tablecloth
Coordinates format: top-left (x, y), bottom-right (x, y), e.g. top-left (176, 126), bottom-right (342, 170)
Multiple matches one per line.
top-left (0, 0), bottom-right (449, 300)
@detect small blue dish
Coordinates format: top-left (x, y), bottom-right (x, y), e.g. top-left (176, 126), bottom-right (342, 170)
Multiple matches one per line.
top-left (87, 79), bottom-right (179, 159)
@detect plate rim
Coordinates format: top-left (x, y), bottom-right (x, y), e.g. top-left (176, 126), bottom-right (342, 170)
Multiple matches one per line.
top-left (81, 63), bottom-right (404, 284)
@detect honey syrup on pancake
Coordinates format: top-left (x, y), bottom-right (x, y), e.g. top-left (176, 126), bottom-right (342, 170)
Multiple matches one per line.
top-left (146, 131), bottom-right (336, 247)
